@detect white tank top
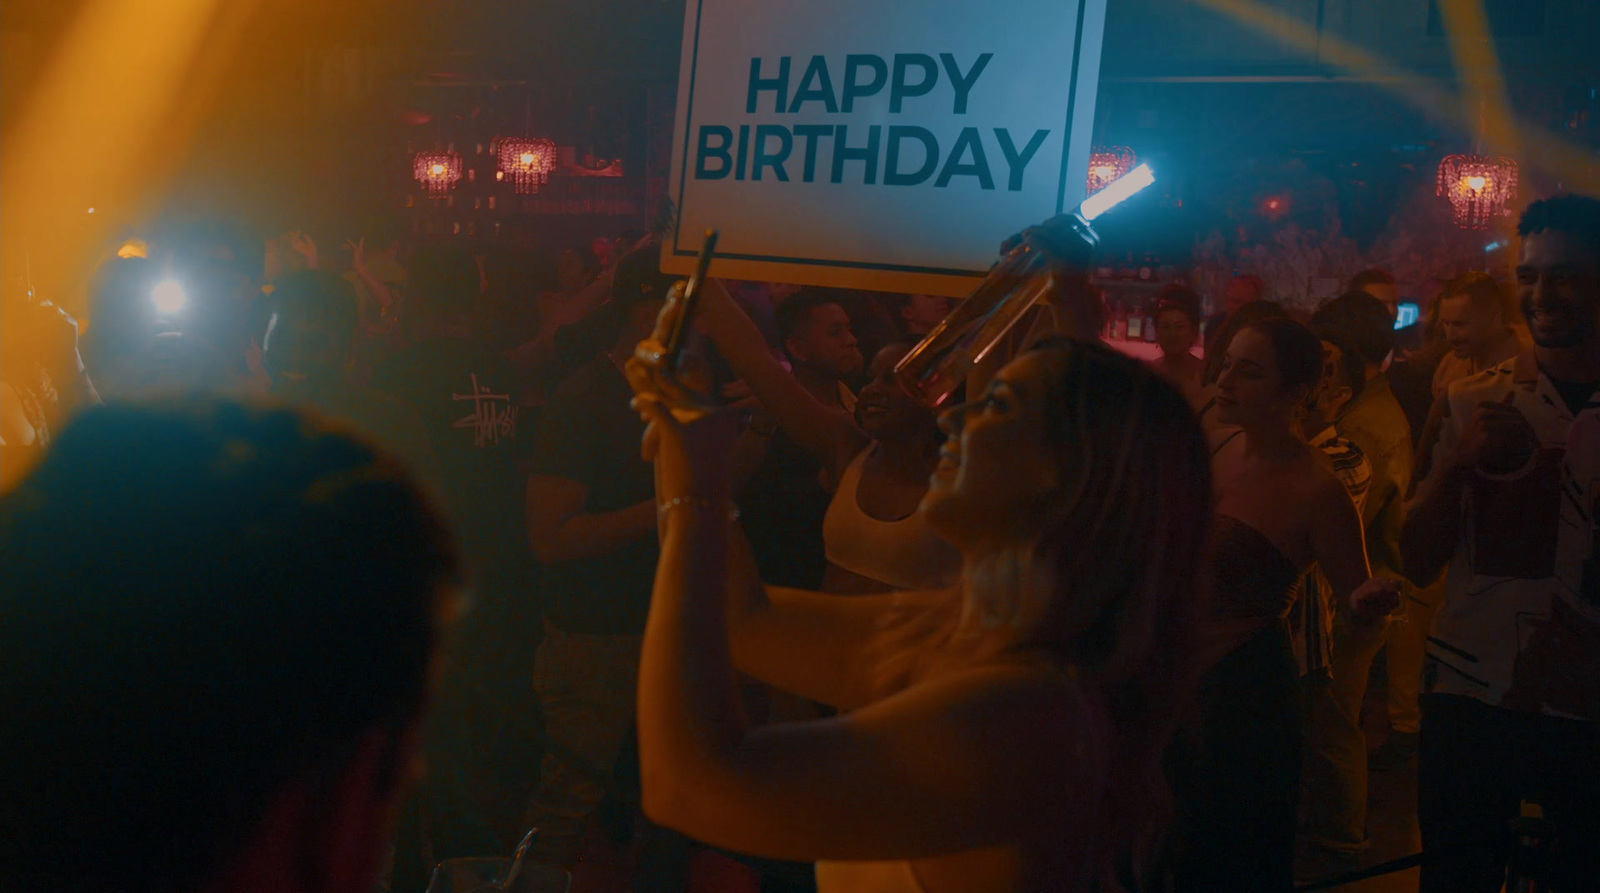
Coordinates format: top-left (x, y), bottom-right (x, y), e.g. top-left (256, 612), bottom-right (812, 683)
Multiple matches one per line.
top-left (822, 445), bottom-right (962, 592)
top-left (815, 859), bottom-right (927, 893)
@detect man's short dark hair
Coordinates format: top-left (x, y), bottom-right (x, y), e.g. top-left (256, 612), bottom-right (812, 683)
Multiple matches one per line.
top-left (407, 244), bottom-right (481, 315)
top-left (1311, 291), bottom-right (1395, 368)
top-left (1317, 329), bottom-right (1368, 401)
top-left (1518, 194), bottom-right (1600, 256)
top-left (0, 398), bottom-right (459, 893)
top-left (1347, 268), bottom-right (1397, 295)
top-left (1155, 283), bottom-right (1203, 328)
top-left (776, 290), bottom-right (844, 344)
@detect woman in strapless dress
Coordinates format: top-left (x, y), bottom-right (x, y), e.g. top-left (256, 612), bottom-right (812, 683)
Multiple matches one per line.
top-left (1167, 318), bottom-right (1401, 892)
top-left (627, 334), bottom-right (1213, 893)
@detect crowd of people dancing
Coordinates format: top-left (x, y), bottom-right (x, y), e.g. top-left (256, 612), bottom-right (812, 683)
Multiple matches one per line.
top-left (1, 194), bottom-right (1597, 893)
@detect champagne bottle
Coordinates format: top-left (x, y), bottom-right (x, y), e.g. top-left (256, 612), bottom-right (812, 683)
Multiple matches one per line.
top-left (893, 164), bottom-right (1153, 407)
top-left (894, 214), bottom-right (1098, 407)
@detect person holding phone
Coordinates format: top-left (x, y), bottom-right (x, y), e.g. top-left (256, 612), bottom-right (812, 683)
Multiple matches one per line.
top-left (625, 321), bottom-right (1215, 891)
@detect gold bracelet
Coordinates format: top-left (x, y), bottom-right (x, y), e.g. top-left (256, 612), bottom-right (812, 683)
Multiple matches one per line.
top-left (657, 496), bottom-right (740, 522)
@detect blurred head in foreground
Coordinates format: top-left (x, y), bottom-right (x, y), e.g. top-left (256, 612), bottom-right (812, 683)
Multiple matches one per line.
top-left (0, 397), bottom-right (460, 893)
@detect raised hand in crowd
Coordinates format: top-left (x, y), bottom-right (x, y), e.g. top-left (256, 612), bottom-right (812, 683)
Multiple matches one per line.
top-left (288, 230), bottom-right (319, 270)
top-left (345, 237), bottom-right (396, 319)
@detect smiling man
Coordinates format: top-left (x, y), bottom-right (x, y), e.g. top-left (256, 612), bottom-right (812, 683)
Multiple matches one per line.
top-left (1430, 271), bottom-right (1529, 402)
top-left (1402, 194), bottom-right (1600, 892)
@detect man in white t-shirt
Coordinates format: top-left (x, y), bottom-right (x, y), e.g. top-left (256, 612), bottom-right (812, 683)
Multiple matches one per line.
top-left (1402, 195), bottom-right (1600, 892)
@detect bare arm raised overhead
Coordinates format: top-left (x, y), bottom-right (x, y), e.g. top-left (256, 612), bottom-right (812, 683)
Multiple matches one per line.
top-left (632, 396), bottom-right (1090, 862)
top-left (695, 278), bottom-right (867, 479)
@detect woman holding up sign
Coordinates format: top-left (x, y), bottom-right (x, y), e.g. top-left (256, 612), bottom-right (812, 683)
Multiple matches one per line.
top-left (624, 271), bottom-right (1212, 891)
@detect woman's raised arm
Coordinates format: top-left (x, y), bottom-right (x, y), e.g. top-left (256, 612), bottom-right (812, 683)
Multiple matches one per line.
top-left (633, 397), bottom-right (1093, 861)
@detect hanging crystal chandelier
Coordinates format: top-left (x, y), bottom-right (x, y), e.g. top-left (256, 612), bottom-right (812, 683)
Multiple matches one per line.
top-left (1087, 147), bottom-right (1137, 196)
top-left (1437, 154), bottom-right (1518, 230)
top-left (497, 137), bottom-right (558, 194)
top-left (413, 150), bottom-right (464, 198)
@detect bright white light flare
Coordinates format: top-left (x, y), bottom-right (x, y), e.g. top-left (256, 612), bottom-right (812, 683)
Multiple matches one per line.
top-left (152, 279), bottom-right (187, 314)
top-left (1081, 163), bottom-right (1155, 222)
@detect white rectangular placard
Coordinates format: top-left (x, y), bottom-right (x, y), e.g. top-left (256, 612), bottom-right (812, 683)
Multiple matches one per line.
top-left (663, 0), bottom-right (1108, 296)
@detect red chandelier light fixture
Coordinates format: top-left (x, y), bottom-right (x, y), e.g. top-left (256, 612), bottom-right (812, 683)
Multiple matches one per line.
top-left (414, 149), bottom-right (464, 198)
top-left (1437, 154), bottom-right (1518, 230)
top-left (1087, 146), bottom-right (1137, 196)
top-left (497, 137), bottom-right (559, 194)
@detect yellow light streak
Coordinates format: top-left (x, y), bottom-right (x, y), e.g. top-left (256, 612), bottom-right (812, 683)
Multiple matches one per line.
top-left (1181, 0), bottom-right (1600, 193)
top-left (0, 0), bottom-right (262, 312)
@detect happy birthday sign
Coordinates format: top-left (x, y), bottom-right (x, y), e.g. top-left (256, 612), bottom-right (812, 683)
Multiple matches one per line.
top-left (664, 0), bottom-right (1109, 296)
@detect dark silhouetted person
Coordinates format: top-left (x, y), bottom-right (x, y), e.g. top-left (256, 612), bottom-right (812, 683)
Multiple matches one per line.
top-left (369, 248), bottom-right (538, 878)
top-left (1203, 274), bottom-right (1267, 355)
top-left (521, 247), bottom-right (677, 868)
top-left (893, 293), bottom-right (952, 338)
top-left (1299, 292), bottom-right (1414, 876)
top-left (0, 397), bottom-right (459, 893)
top-left (733, 291), bottom-right (867, 591)
top-left (262, 269), bottom-right (435, 478)
top-left (1349, 267), bottom-right (1434, 438)
top-left (1347, 268), bottom-right (1401, 323)
top-left (1150, 283), bottom-right (1206, 409)
top-left (372, 244), bottom-right (526, 589)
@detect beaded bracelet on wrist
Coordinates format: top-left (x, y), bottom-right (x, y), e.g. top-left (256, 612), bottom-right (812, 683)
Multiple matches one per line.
top-left (657, 496), bottom-right (741, 522)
